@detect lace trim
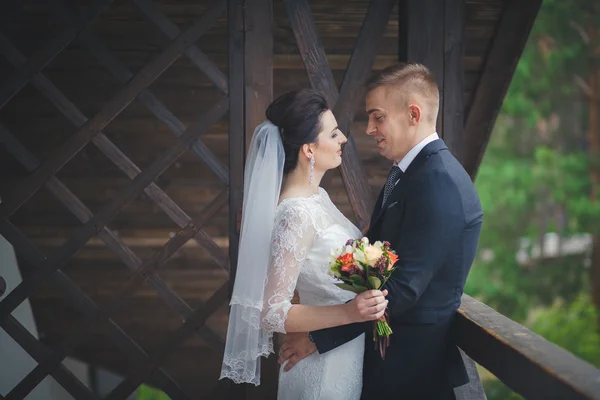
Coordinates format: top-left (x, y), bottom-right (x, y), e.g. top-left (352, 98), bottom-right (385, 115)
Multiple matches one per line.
top-left (230, 297), bottom-right (263, 310)
top-left (220, 340), bottom-right (274, 385)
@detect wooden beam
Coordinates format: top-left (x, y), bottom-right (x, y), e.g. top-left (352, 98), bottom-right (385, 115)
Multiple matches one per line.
top-left (398, 0), bottom-right (445, 132)
top-left (463, 0), bottom-right (542, 179)
top-left (227, 0), bottom-right (244, 291)
top-left (45, 0), bottom-right (229, 184)
top-left (105, 282), bottom-right (230, 400)
top-left (0, 37), bottom-right (228, 268)
top-left (284, 0), bottom-right (389, 230)
top-left (0, 0), bottom-right (113, 110)
top-left (333, 0), bottom-right (396, 135)
top-left (0, 0), bottom-right (226, 221)
top-left (227, 1), bottom-right (246, 399)
top-left (0, 123), bottom-right (228, 351)
top-left (442, 0), bottom-right (465, 163)
top-left (2, 316), bottom-right (96, 400)
top-left (242, 2), bottom-right (279, 399)
top-left (283, 0), bottom-right (337, 107)
top-left (3, 183), bottom-right (229, 398)
top-left (244, 0), bottom-right (273, 149)
top-left (0, 97), bottom-right (229, 321)
top-left (131, 0), bottom-right (228, 94)
top-left (332, 0), bottom-right (396, 227)
top-left (0, 222), bottom-right (191, 400)
top-left (456, 295), bottom-right (600, 400)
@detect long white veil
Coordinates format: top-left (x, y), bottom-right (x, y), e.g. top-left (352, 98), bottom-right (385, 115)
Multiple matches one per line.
top-left (220, 120), bottom-right (285, 385)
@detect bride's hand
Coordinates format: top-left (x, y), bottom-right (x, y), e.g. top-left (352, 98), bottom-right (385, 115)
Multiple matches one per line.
top-left (346, 289), bottom-right (388, 323)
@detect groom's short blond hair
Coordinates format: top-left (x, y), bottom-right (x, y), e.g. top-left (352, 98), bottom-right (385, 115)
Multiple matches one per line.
top-left (366, 62), bottom-right (439, 124)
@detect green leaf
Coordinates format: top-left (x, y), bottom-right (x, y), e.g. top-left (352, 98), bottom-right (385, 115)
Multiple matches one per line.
top-left (368, 276), bottom-right (382, 289)
top-left (350, 275), bottom-right (366, 286)
top-left (335, 283), bottom-right (368, 294)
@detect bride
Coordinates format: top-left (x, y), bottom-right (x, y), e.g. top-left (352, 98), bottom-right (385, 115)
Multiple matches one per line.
top-left (220, 89), bottom-right (388, 399)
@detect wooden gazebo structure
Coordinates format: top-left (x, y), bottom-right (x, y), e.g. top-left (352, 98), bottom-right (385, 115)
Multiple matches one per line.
top-left (1, 0), bottom-right (600, 399)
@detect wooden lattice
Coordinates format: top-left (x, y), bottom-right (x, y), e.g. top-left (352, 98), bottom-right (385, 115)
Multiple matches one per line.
top-left (0, 0), bottom-right (398, 398)
top-left (0, 0), bottom-right (240, 398)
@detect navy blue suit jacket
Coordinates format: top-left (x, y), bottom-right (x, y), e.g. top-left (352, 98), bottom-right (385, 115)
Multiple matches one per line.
top-left (310, 139), bottom-right (483, 399)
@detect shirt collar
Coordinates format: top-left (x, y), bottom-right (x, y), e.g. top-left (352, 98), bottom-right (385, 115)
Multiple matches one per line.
top-left (394, 132), bottom-right (439, 172)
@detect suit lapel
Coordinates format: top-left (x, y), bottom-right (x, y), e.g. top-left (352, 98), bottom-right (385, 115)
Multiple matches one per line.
top-left (370, 139), bottom-right (448, 228)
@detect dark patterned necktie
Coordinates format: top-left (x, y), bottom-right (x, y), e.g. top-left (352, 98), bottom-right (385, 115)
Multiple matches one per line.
top-left (382, 166), bottom-right (403, 205)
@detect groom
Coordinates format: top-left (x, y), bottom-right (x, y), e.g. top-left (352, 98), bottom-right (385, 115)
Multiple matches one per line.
top-left (278, 62), bottom-right (485, 399)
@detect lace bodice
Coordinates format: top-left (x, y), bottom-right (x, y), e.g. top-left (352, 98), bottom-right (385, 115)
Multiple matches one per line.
top-left (261, 187), bottom-right (362, 334)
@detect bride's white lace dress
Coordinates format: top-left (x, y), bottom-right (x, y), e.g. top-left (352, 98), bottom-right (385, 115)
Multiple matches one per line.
top-left (262, 187), bottom-right (364, 400)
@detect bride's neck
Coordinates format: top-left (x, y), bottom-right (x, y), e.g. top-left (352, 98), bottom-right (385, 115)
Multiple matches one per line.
top-left (281, 165), bottom-right (324, 197)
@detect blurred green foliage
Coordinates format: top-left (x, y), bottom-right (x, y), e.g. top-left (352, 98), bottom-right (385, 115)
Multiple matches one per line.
top-left (464, 0), bottom-right (600, 398)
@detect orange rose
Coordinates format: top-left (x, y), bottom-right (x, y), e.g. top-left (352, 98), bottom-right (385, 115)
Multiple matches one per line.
top-left (341, 263), bottom-right (355, 273)
top-left (338, 253), bottom-right (354, 264)
top-left (388, 253), bottom-right (399, 270)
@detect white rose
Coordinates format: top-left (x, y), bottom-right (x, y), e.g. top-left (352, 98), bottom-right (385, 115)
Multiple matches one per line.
top-left (353, 248), bottom-right (367, 265)
top-left (364, 246), bottom-right (383, 265)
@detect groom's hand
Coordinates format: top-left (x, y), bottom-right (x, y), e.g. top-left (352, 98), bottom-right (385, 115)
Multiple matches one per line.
top-left (278, 332), bottom-right (316, 372)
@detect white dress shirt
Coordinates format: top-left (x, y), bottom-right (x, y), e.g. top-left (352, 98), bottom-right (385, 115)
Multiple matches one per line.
top-left (393, 132), bottom-right (439, 185)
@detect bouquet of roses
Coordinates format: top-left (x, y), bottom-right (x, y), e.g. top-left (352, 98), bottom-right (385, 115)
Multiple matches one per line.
top-left (328, 237), bottom-right (399, 359)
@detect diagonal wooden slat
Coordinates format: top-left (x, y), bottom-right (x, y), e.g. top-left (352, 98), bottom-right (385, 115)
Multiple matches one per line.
top-left (0, 96), bottom-right (228, 320)
top-left (2, 315), bottom-right (97, 400)
top-left (132, 0), bottom-right (228, 95)
top-left (463, 0), bottom-right (542, 179)
top-left (0, 0), bottom-right (114, 110)
top-left (0, 122), bottom-right (226, 351)
top-left (106, 282), bottom-right (230, 400)
top-left (283, 0), bottom-right (337, 107)
top-left (7, 192), bottom-right (229, 398)
top-left (0, 222), bottom-right (192, 400)
top-left (0, 0), bottom-right (226, 221)
top-left (45, 0), bottom-right (229, 184)
top-left (333, 0), bottom-right (396, 136)
top-left (330, 0), bottom-right (395, 228)
top-left (0, 36), bottom-right (228, 271)
top-left (284, 0), bottom-right (392, 229)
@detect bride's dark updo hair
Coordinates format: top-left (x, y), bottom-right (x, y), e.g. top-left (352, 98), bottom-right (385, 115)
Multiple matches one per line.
top-left (266, 89), bottom-right (329, 174)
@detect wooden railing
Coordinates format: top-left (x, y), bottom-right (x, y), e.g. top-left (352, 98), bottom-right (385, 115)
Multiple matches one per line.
top-left (456, 295), bottom-right (600, 400)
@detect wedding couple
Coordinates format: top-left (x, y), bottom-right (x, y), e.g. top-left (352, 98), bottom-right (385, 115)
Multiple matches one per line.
top-left (220, 62), bottom-right (484, 399)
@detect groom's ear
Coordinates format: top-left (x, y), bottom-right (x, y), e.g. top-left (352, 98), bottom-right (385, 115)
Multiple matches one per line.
top-left (408, 104), bottom-right (421, 125)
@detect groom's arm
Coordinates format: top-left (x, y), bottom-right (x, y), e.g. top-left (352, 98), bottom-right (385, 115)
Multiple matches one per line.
top-left (309, 319), bottom-right (369, 354)
top-left (384, 170), bottom-right (464, 318)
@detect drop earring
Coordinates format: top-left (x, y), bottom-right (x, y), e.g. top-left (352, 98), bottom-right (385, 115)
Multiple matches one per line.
top-left (309, 154), bottom-right (315, 185)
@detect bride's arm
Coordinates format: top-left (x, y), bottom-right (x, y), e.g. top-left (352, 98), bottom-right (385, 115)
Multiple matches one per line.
top-left (261, 205), bottom-right (387, 334)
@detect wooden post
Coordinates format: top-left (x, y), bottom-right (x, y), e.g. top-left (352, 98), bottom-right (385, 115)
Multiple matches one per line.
top-left (399, 0), bottom-right (464, 160)
top-left (463, 0), bottom-right (542, 179)
top-left (243, 2), bottom-right (279, 399)
top-left (398, 0), bottom-right (445, 133)
top-left (443, 0), bottom-right (465, 163)
top-left (245, 0), bottom-right (273, 151)
top-left (227, 0), bottom-right (246, 399)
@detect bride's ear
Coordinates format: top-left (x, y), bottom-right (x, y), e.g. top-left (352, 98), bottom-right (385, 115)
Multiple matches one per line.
top-left (300, 143), bottom-right (314, 160)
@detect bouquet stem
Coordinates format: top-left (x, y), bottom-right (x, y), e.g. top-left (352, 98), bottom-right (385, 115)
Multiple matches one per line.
top-left (373, 310), bottom-right (392, 359)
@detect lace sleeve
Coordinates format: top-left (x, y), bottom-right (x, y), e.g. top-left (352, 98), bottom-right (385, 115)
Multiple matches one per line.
top-left (261, 202), bottom-right (316, 333)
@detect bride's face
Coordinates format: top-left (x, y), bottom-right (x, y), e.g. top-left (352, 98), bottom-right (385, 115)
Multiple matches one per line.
top-left (312, 110), bottom-right (347, 171)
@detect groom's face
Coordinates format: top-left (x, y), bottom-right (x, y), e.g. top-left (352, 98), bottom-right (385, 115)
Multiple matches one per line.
top-left (365, 86), bottom-right (413, 163)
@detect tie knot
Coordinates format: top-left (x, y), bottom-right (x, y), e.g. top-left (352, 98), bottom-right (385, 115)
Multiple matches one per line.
top-left (388, 166), bottom-right (402, 181)
top-left (382, 166), bottom-right (403, 205)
